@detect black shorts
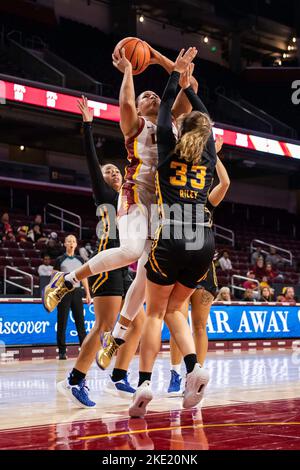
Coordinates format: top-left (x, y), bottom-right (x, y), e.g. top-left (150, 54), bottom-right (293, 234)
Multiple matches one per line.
top-left (196, 261), bottom-right (218, 296)
top-left (89, 268), bottom-right (133, 298)
top-left (145, 225), bottom-right (215, 289)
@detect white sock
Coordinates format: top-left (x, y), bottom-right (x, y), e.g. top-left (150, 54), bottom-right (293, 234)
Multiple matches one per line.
top-left (112, 321), bottom-right (128, 340)
top-left (65, 271), bottom-right (78, 285)
top-left (171, 364), bottom-right (181, 375)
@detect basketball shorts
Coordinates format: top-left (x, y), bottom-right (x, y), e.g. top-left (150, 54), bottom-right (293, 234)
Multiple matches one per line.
top-left (196, 261), bottom-right (218, 296)
top-left (145, 225), bottom-right (215, 289)
top-left (89, 267), bottom-right (134, 298)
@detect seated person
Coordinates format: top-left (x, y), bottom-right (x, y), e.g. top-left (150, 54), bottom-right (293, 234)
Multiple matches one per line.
top-left (38, 255), bottom-right (54, 277)
top-left (215, 286), bottom-right (231, 302)
top-left (218, 251), bottom-right (233, 272)
top-left (27, 224), bottom-right (47, 243)
top-left (253, 257), bottom-right (266, 281)
top-left (243, 288), bottom-right (257, 302)
top-left (260, 286), bottom-right (273, 302)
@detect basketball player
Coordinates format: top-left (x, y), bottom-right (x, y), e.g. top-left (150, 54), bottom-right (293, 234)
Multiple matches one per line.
top-left (167, 147), bottom-right (230, 395)
top-left (129, 48), bottom-right (217, 417)
top-left (56, 96), bottom-right (144, 407)
top-left (103, 139), bottom-right (225, 397)
top-left (95, 47), bottom-right (199, 371)
top-left (42, 45), bottom-right (199, 362)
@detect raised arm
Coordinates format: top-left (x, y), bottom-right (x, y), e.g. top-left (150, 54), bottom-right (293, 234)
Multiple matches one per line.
top-left (180, 65), bottom-right (216, 160)
top-left (112, 48), bottom-right (139, 138)
top-left (157, 48), bottom-right (197, 164)
top-left (209, 146), bottom-right (230, 207)
top-left (77, 96), bottom-right (114, 205)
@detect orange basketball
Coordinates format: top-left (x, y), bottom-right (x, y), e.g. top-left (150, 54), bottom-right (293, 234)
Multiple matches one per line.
top-left (114, 37), bottom-right (151, 75)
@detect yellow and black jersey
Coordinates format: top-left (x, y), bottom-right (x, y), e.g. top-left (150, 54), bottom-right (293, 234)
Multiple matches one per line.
top-left (155, 151), bottom-right (215, 226)
top-left (156, 71), bottom-right (217, 227)
top-left (83, 122), bottom-right (120, 253)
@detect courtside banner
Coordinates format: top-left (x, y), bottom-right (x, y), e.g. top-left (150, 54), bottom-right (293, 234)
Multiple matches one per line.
top-left (1, 78), bottom-right (300, 159)
top-left (0, 303), bottom-right (96, 346)
top-left (161, 304), bottom-right (300, 341)
top-left (0, 302), bottom-right (300, 346)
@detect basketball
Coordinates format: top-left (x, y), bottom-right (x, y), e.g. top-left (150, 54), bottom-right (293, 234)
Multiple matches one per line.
top-left (114, 37), bottom-right (151, 75)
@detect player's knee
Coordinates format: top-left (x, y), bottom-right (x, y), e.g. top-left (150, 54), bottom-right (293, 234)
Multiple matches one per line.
top-left (192, 320), bottom-right (207, 335)
top-left (121, 243), bottom-right (144, 263)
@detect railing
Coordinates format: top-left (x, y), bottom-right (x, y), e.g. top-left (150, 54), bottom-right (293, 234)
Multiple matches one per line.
top-left (231, 274), bottom-right (260, 296)
top-left (239, 99), bottom-right (297, 139)
top-left (4, 266), bottom-right (33, 295)
top-left (213, 224), bottom-right (235, 247)
top-left (44, 204), bottom-right (82, 239)
top-left (7, 34), bottom-right (65, 87)
top-left (215, 90), bottom-right (273, 135)
top-left (250, 239), bottom-right (293, 266)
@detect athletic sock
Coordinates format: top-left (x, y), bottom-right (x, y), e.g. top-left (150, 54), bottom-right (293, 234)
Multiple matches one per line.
top-left (64, 271), bottom-right (78, 286)
top-left (111, 368), bottom-right (127, 382)
top-left (184, 354), bottom-right (197, 374)
top-left (112, 321), bottom-right (128, 340)
top-left (138, 372), bottom-right (152, 387)
top-left (171, 364), bottom-right (181, 375)
top-left (69, 368), bottom-right (86, 385)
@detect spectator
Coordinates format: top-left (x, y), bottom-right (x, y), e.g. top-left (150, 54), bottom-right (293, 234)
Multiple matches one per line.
top-left (251, 246), bottom-right (264, 266)
top-left (218, 251), bottom-right (233, 272)
top-left (44, 232), bottom-right (64, 259)
top-left (283, 286), bottom-right (297, 304)
top-left (260, 276), bottom-right (271, 289)
top-left (0, 212), bottom-right (14, 240)
top-left (260, 286), bottom-right (273, 302)
top-left (216, 286), bottom-right (231, 302)
top-left (5, 231), bottom-right (16, 242)
top-left (265, 261), bottom-right (284, 283)
top-left (243, 271), bottom-right (258, 290)
top-left (79, 242), bottom-right (93, 262)
top-left (266, 247), bottom-right (285, 269)
top-left (38, 255), bottom-right (53, 277)
top-left (54, 234), bottom-right (91, 359)
top-left (243, 288), bottom-right (257, 302)
top-left (27, 224), bottom-right (47, 243)
top-left (38, 254), bottom-right (53, 296)
top-left (16, 225), bottom-right (29, 242)
top-left (31, 214), bottom-right (44, 231)
top-left (253, 257), bottom-right (266, 281)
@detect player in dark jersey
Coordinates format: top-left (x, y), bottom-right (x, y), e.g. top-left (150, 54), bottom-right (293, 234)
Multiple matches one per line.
top-left (56, 96), bottom-right (144, 407)
top-left (167, 143), bottom-right (231, 395)
top-left (129, 48), bottom-right (218, 417)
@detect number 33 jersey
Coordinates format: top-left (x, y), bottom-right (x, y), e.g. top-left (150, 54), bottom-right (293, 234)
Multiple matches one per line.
top-left (155, 148), bottom-right (215, 227)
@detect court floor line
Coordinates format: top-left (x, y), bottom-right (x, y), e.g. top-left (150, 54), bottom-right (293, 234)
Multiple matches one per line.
top-left (78, 422), bottom-right (300, 441)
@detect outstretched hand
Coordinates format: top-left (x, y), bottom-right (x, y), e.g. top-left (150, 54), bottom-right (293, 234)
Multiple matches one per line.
top-left (173, 47), bottom-right (197, 73)
top-left (112, 47), bottom-right (132, 73)
top-left (77, 95), bottom-right (94, 122)
top-left (179, 63), bottom-right (195, 89)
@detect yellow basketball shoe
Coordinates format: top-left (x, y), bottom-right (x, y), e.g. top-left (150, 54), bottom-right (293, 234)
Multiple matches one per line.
top-left (95, 332), bottom-right (120, 370)
top-left (42, 272), bottom-right (74, 312)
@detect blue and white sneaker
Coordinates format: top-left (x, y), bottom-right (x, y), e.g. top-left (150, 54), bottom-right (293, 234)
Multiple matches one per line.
top-left (104, 374), bottom-right (136, 399)
top-left (57, 377), bottom-right (96, 408)
top-left (167, 370), bottom-right (182, 397)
